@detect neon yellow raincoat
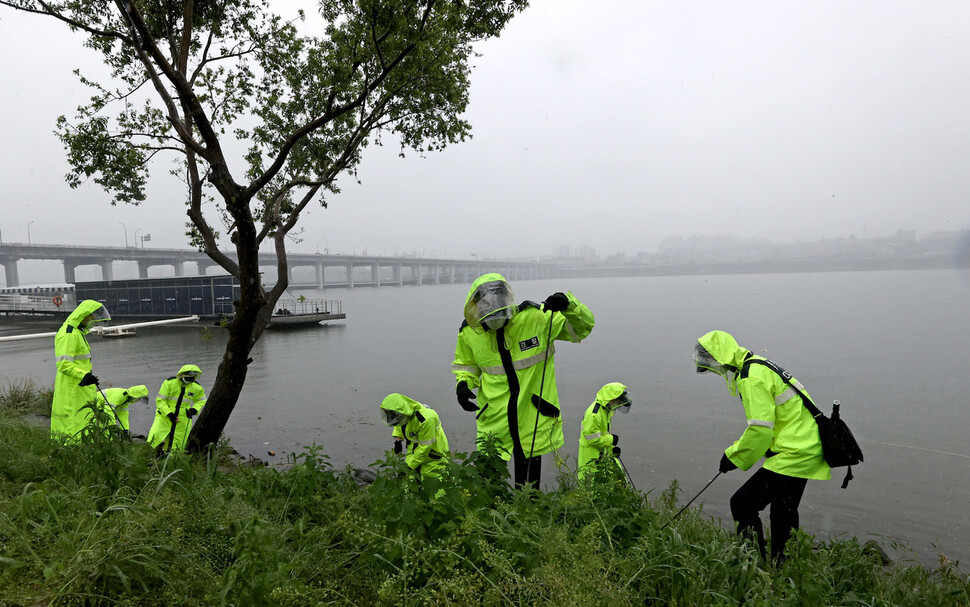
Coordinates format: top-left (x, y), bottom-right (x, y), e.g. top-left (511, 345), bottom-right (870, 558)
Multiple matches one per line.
top-left (578, 382), bottom-right (627, 481)
top-left (51, 299), bottom-right (111, 442)
top-left (452, 273), bottom-right (595, 461)
top-left (381, 393), bottom-right (450, 480)
top-left (696, 331), bottom-right (830, 480)
top-left (148, 365), bottom-right (206, 453)
top-left (95, 385), bottom-right (149, 433)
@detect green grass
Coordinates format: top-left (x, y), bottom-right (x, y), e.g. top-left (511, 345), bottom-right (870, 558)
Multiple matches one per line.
top-left (0, 391), bottom-right (967, 606)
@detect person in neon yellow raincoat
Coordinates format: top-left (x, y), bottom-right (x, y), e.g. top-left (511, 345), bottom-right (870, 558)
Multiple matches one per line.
top-left (51, 299), bottom-right (112, 442)
top-left (694, 330), bottom-right (830, 563)
top-left (578, 382), bottom-right (632, 482)
top-left (452, 273), bottom-right (594, 488)
top-left (148, 365), bottom-right (206, 453)
top-left (380, 393), bottom-right (450, 481)
top-left (95, 385), bottom-right (150, 435)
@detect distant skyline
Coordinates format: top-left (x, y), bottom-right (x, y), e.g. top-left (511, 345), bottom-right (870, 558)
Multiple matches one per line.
top-left (1, 0), bottom-right (968, 265)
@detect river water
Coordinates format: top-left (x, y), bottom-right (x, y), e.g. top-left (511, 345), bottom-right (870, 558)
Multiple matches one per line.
top-left (1, 269), bottom-right (968, 567)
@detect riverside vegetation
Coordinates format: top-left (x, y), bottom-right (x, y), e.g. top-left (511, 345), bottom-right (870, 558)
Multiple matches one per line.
top-left (0, 380), bottom-right (967, 606)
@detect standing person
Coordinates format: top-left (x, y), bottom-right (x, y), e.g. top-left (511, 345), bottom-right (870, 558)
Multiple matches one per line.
top-left (95, 385), bottom-right (150, 435)
top-left (577, 382), bottom-right (631, 482)
top-left (148, 365), bottom-right (206, 454)
top-left (693, 330), bottom-right (830, 563)
top-left (452, 273), bottom-right (595, 489)
top-left (380, 393), bottom-right (450, 481)
top-left (51, 299), bottom-right (112, 443)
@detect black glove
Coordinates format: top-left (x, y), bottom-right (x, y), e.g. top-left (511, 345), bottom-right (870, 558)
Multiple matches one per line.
top-left (612, 434), bottom-right (619, 446)
top-left (456, 382), bottom-right (477, 412)
top-left (719, 453), bottom-right (738, 473)
top-left (166, 412), bottom-right (177, 422)
top-left (612, 446), bottom-right (621, 456)
top-left (186, 408), bottom-right (198, 419)
top-left (542, 292), bottom-right (569, 313)
top-left (78, 372), bottom-right (99, 387)
top-left (393, 440), bottom-right (403, 455)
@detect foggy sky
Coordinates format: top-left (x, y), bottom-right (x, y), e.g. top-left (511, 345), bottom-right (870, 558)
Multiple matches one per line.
top-left (1, 0), bottom-right (968, 265)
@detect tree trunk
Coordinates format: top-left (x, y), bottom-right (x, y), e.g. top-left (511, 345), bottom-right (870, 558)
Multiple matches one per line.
top-left (185, 213), bottom-right (281, 453)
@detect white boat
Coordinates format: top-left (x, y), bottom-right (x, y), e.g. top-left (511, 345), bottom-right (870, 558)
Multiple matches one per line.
top-left (102, 328), bottom-right (137, 338)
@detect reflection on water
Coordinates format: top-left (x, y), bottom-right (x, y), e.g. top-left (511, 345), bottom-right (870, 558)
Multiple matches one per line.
top-left (1, 269), bottom-right (967, 567)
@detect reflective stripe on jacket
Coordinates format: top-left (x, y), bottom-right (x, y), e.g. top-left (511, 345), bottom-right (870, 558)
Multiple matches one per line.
top-left (382, 393), bottom-right (450, 480)
top-left (51, 300), bottom-right (106, 442)
top-left (698, 331), bottom-right (830, 481)
top-left (729, 356), bottom-right (831, 480)
top-left (147, 377), bottom-right (206, 452)
top-left (452, 281), bottom-right (594, 461)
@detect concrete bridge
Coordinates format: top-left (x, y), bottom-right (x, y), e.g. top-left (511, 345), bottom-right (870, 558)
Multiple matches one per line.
top-left (0, 243), bottom-right (554, 288)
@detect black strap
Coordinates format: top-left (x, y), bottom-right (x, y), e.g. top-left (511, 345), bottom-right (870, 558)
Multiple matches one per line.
top-left (743, 358), bottom-right (823, 419)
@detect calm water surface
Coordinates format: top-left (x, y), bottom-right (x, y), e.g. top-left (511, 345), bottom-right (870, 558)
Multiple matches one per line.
top-left (2, 269), bottom-right (968, 567)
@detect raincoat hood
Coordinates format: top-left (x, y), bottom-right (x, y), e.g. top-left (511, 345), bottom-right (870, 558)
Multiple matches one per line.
top-left (463, 273), bottom-right (517, 331)
top-left (696, 330), bottom-right (750, 374)
top-left (122, 385), bottom-right (150, 404)
top-left (65, 300), bottom-right (110, 332)
top-left (595, 382), bottom-right (629, 408)
top-left (380, 393), bottom-right (423, 417)
top-left (177, 364), bottom-right (203, 378)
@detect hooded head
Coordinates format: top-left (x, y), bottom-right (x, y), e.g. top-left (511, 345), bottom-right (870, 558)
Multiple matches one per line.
top-left (122, 385), bottom-right (150, 406)
top-left (66, 300), bottom-right (111, 332)
top-left (693, 330), bottom-right (750, 395)
top-left (596, 382), bottom-right (632, 415)
top-left (380, 393), bottom-right (423, 427)
top-left (464, 273), bottom-right (517, 331)
top-left (177, 364), bottom-right (203, 385)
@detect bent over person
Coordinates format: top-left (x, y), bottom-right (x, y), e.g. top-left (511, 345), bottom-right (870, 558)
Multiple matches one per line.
top-left (452, 273), bottom-right (594, 489)
top-left (693, 330), bottom-right (830, 563)
top-left (380, 393), bottom-right (450, 481)
top-left (148, 365), bottom-right (206, 453)
top-left (51, 299), bottom-right (111, 443)
top-left (578, 382), bottom-right (632, 482)
top-left (95, 385), bottom-right (150, 435)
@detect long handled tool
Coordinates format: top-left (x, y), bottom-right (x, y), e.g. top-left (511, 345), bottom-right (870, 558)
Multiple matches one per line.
top-left (659, 472), bottom-right (721, 531)
top-left (616, 453), bottom-right (638, 491)
top-left (524, 310), bottom-right (557, 484)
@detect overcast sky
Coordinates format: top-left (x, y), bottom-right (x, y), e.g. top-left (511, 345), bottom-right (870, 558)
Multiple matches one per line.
top-left (1, 0), bottom-right (968, 262)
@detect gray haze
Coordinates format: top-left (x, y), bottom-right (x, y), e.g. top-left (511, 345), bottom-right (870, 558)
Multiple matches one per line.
top-left (1, 0), bottom-right (968, 264)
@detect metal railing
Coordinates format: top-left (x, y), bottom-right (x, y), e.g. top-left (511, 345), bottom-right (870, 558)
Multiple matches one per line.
top-left (0, 293), bottom-right (75, 313)
top-left (272, 299), bottom-right (342, 316)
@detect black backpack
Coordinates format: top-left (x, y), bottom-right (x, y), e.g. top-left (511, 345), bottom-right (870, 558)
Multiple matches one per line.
top-left (744, 358), bottom-right (864, 488)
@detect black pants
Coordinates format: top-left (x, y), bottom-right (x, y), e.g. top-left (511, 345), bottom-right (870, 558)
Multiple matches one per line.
top-left (512, 451), bottom-right (541, 489)
top-left (730, 467), bottom-right (808, 561)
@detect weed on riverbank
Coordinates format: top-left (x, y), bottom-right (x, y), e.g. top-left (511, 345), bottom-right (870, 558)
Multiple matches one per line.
top-left (0, 389), bottom-right (967, 605)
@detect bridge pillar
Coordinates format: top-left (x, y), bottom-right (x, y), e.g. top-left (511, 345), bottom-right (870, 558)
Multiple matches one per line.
top-left (433, 264), bottom-right (441, 285)
top-left (197, 260), bottom-right (216, 275)
top-left (100, 261), bottom-right (114, 282)
top-left (63, 261), bottom-right (77, 284)
top-left (173, 261), bottom-right (185, 277)
top-left (137, 261), bottom-right (151, 279)
top-left (393, 263), bottom-right (402, 285)
top-left (315, 263), bottom-right (324, 288)
top-left (346, 263), bottom-right (354, 288)
top-left (2, 259), bottom-right (19, 287)
top-left (371, 263), bottom-right (380, 286)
